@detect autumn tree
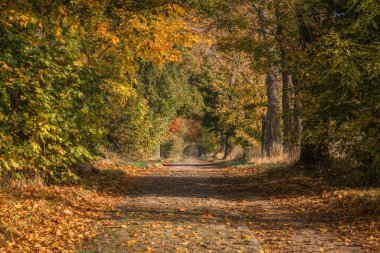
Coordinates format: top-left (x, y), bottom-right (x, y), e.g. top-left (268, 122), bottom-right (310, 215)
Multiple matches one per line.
top-left (190, 43), bottom-right (266, 158)
top-left (0, 0), bottom-right (201, 180)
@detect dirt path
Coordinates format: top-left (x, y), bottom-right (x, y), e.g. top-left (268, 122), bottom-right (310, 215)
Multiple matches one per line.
top-left (80, 158), bottom-right (363, 252)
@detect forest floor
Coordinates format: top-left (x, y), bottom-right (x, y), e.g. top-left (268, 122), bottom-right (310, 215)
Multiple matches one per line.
top-left (1, 157), bottom-right (379, 252)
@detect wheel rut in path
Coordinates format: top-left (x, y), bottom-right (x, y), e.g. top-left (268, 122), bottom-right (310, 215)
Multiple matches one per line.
top-left (80, 157), bottom-right (261, 252)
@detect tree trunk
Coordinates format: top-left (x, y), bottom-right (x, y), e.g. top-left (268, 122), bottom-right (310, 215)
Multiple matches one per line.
top-left (257, 8), bottom-right (283, 157)
top-left (223, 131), bottom-right (234, 160)
top-left (293, 94), bottom-right (302, 158)
top-left (156, 144), bottom-right (161, 160)
top-left (261, 114), bottom-right (267, 157)
top-left (282, 73), bottom-right (291, 151)
top-left (294, 6), bottom-right (328, 164)
top-left (282, 73), bottom-right (301, 159)
top-left (265, 72), bottom-right (282, 156)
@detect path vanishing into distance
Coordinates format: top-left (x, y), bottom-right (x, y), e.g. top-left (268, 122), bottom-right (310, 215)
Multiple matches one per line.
top-left (80, 157), bottom-right (362, 253)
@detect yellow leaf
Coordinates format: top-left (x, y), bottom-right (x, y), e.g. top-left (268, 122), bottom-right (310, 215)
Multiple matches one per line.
top-left (125, 239), bottom-right (136, 247)
top-left (6, 241), bottom-right (16, 247)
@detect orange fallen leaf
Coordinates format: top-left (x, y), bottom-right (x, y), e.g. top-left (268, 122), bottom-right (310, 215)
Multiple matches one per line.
top-left (63, 209), bottom-right (72, 215)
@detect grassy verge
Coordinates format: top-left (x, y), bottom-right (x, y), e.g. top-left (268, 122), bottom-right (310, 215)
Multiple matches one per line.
top-left (213, 160), bottom-right (245, 167)
top-left (121, 160), bottom-right (162, 169)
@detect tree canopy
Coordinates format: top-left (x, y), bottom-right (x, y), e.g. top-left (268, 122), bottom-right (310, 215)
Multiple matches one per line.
top-left (0, 0), bottom-right (379, 181)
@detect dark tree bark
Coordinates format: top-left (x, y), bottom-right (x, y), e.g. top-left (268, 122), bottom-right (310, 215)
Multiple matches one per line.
top-left (261, 114), bottom-right (267, 157)
top-left (294, 5), bottom-right (329, 164)
top-left (282, 73), bottom-right (292, 153)
top-left (257, 8), bottom-right (283, 157)
top-left (282, 73), bottom-right (301, 158)
top-left (10, 91), bottom-right (21, 113)
top-left (293, 95), bottom-right (302, 157)
top-left (265, 72), bottom-right (282, 156)
top-left (223, 131), bottom-right (234, 160)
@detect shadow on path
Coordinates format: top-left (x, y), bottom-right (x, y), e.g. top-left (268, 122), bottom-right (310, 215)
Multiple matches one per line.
top-left (79, 158), bottom-right (262, 252)
top-left (79, 158), bottom-right (369, 252)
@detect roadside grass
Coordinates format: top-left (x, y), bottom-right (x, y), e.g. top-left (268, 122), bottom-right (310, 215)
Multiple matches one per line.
top-left (213, 160), bottom-right (246, 167)
top-left (212, 159), bottom-right (287, 170)
top-left (121, 160), bottom-right (162, 169)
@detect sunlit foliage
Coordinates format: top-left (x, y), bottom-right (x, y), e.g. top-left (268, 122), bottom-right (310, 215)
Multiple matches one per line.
top-left (0, 0), bottom-right (200, 181)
